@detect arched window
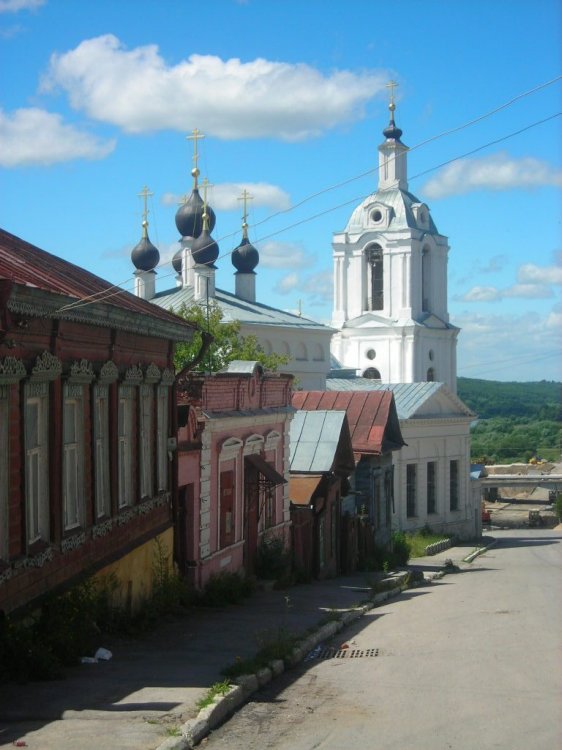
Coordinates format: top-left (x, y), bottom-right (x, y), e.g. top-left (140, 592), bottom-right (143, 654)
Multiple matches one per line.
top-left (427, 367), bottom-right (435, 382)
top-left (422, 246), bottom-right (430, 312)
top-left (366, 244), bottom-right (384, 311)
top-left (363, 367), bottom-right (381, 380)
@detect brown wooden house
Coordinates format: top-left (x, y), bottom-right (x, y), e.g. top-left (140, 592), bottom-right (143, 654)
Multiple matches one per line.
top-left (0, 228), bottom-right (196, 615)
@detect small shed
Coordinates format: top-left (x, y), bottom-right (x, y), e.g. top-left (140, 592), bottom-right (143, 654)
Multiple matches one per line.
top-left (289, 410), bottom-right (355, 579)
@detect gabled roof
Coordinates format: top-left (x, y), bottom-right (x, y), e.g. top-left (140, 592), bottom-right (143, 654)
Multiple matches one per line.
top-left (0, 228), bottom-right (196, 340)
top-left (152, 284), bottom-right (334, 333)
top-left (289, 410), bottom-right (354, 474)
top-left (292, 390), bottom-right (405, 455)
top-left (326, 379), bottom-right (474, 419)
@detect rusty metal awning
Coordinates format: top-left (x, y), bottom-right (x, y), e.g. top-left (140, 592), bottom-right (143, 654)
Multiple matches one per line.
top-left (245, 453), bottom-right (287, 486)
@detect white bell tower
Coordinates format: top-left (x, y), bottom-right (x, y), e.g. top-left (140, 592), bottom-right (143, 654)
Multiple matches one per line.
top-left (331, 85), bottom-right (459, 393)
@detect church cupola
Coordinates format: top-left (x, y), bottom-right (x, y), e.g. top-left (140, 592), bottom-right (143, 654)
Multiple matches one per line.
top-left (173, 129), bottom-right (217, 288)
top-left (378, 81), bottom-right (408, 191)
top-left (232, 189), bottom-right (259, 302)
top-left (132, 186), bottom-right (160, 300)
top-left (190, 177), bottom-right (219, 301)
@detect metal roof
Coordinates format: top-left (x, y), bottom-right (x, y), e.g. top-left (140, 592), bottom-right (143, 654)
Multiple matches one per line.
top-left (292, 390), bottom-right (404, 455)
top-left (344, 187), bottom-right (439, 235)
top-left (0, 228), bottom-right (196, 338)
top-left (326, 378), bottom-right (473, 419)
top-left (152, 284), bottom-right (334, 332)
top-left (289, 410), bottom-right (348, 473)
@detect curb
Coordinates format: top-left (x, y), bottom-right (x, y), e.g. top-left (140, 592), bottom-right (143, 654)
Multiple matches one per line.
top-left (462, 538), bottom-right (497, 563)
top-left (156, 571), bottom-right (410, 750)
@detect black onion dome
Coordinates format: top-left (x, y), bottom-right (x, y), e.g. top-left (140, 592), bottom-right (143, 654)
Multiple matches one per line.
top-left (191, 228), bottom-right (219, 266)
top-left (232, 237), bottom-right (259, 273)
top-left (383, 116), bottom-right (403, 142)
top-left (131, 231), bottom-right (160, 271)
top-left (172, 246), bottom-right (183, 274)
top-left (175, 188), bottom-right (216, 238)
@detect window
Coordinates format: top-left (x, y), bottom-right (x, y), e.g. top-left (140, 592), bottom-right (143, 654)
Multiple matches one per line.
top-left (427, 367), bottom-right (435, 382)
top-left (0, 389), bottom-right (8, 560)
top-left (219, 470), bottom-right (235, 548)
top-left (156, 385), bottom-right (169, 492)
top-left (118, 386), bottom-right (134, 508)
top-left (363, 367), bottom-right (381, 380)
top-left (24, 383), bottom-right (50, 544)
top-left (139, 384), bottom-right (154, 499)
top-left (422, 247), bottom-right (430, 312)
top-left (427, 461), bottom-right (436, 514)
top-left (93, 384), bottom-right (111, 519)
top-left (62, 384), bottom-right (85, 530)
top-left (450, 460), bottom-right (459, 511)
top-left (406, 463), bottom-right (417, 518)
top-left (366, 244), bottom-right (384, 310)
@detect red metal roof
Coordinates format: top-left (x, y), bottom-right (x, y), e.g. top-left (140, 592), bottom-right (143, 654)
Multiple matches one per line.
top-left (0, 227), bottom-right (194, 331)
top-left (292, 390), bottom-right (404, 455)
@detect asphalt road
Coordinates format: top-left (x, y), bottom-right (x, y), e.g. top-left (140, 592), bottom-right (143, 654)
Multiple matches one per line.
top-left (204, 529), bottom-right (562, 750)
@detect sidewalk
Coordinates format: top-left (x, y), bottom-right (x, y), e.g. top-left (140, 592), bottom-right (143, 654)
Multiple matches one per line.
top-left (0, 540), bottom-right (492, 750)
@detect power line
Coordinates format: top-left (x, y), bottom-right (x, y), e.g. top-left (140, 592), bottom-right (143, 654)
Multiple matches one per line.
top-left (51, 79), bottom-right (562, 315)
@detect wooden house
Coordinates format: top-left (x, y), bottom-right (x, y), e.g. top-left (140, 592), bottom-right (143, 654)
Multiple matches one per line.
top-left (0, 228), bottom-right (196, 615)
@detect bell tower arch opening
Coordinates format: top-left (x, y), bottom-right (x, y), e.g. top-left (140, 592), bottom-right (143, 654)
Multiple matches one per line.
top-left (365, 244), bottom-right (384, 311)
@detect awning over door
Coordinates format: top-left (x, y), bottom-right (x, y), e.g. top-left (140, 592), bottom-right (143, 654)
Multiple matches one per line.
top-left (245, 453), bottom-right (287, 486)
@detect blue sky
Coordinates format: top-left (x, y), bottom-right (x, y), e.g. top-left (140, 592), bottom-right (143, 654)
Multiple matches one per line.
top-left (1, 0), bottom-right (560, 382)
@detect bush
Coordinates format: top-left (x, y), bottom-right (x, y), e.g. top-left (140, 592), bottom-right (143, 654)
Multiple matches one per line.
top-left (391, 531), bottom-right (411, 565)
top-left (255, 536), bottom-right (290, 581)
top-left (555, 493), bottom-right (562, 521)
top-left (200, 571), bottom-right (255, 607)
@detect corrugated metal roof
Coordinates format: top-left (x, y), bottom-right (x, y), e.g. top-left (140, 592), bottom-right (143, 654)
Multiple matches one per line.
top-left (326, 378), bottom-right (474, 419)
top-left (152, 284), bottom-right (334, 331)
top-left (0, 228), bottom-right (196, 336)
top-left (292, 390), bottom-right (404, 455)
top-left (222, 360), bottom-right (263, 375)
top-left (289, 410), bottom-right (347, 473)
top-left (326, 379), bottom-right (442, 419)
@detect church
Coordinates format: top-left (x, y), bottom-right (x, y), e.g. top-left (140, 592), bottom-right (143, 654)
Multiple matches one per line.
top-left (131, 136), bottom-right (334, 391)
top-left (328, 93), bottom-right (480, 540)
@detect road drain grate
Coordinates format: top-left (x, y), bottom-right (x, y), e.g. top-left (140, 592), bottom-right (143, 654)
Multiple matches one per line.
top-left (305, 646), bottom-right (379, 661)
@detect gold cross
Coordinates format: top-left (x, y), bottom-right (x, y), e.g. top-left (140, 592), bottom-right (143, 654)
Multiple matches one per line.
top-left (138, 185), bottom-right (153, 235)
top-left (238, 188), bottom-right (254, 238)
top-left (386, 80), bottom-right (398, 108)
top-left (186, 128), bottom-right (205, 175)
top-left (200, 177), bottom-right (214, 230)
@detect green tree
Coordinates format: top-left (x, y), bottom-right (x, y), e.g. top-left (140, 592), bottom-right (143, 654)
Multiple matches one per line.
top-left (173, 302), bottom-right (289, 373)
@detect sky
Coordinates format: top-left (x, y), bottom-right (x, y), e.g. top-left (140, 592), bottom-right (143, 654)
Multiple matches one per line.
top-left (0, 0), bottom-right (561, 382)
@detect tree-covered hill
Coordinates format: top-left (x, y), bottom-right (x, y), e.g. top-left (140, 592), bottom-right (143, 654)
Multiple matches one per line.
top-left (457, 377), bottom-right (561, 421)
top-left (457, 378), bottom-right (561, 464)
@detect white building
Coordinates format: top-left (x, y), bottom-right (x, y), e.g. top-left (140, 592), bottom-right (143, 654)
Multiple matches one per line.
top-left (329, 101), bottom-right (480, 540)
top-left (331, 99), bottom-right (459, 393)
top-left (326, 379), bottom-right (480, 539)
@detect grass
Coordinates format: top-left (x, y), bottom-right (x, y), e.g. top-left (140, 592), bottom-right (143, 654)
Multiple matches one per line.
top-left (221, 628), bottom-right (299, 679)
top-left (406, 531), bottom-right (452, 558)
top-left (195, 679), bottom-right (233, 710)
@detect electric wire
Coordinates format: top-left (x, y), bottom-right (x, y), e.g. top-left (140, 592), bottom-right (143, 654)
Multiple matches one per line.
top-left (52, 78), bottom-right (562, 315)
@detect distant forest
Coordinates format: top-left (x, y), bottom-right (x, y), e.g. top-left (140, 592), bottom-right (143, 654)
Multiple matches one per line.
top-left (457, 378), bottom-right (562, 465)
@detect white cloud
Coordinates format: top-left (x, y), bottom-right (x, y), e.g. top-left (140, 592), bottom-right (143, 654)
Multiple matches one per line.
top-left (0, 107), bottom-right (116, 167)
top-left (460, 286), bottom-right (502, 302)
top-left (459, 259), bottom-right (561, 302)
top-left (162, 183), bottom-right (291, 212)
top-left (301, 270), bottom-right (334, 305)
top-left (422, 151), bottom-right (562, 199)
top-left (274, 272), bottom-right (300, 294)
top-left (456, 310), bottom-right (562, 381)
top-left (0, 0), bottom-right (44, 12)
top-left (41, 34), bottom-right (387, 140)
top-left (259, 240), bottom-right (314, 270)
top-left (518, 263), bottom-right (562, 285)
